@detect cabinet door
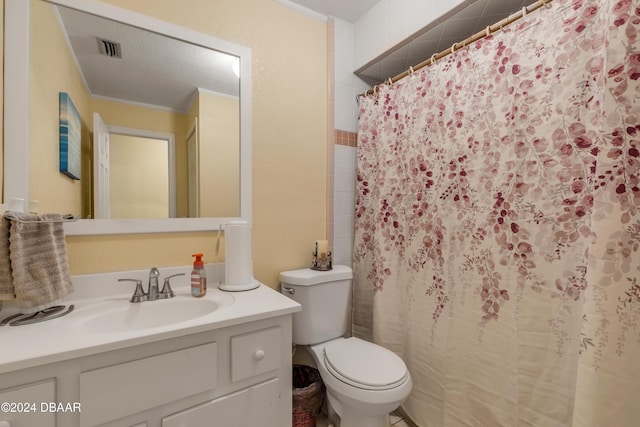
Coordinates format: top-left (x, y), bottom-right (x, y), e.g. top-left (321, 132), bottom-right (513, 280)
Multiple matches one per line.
top-left (80, 342), bottom-right (217, 426)
top-left (231, 327), bottom-right (281, 382)
top-left (162, 378), bottom-right (280, 427)
top-left (0, 380), bottom-right (56, 427)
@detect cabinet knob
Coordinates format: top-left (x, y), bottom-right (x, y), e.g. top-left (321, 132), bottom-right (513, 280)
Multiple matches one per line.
top-left (254, 349), bottom-right (265, 361)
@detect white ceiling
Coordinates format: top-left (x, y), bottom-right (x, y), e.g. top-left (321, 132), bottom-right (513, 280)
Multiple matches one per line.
top-left (286, 0), bottom-right (537, 84)
top-left (283, 0), bottom-right (383, 23)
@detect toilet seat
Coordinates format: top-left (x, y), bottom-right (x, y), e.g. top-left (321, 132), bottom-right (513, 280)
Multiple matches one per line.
top-left (323, 337), bottom-right (408, 391)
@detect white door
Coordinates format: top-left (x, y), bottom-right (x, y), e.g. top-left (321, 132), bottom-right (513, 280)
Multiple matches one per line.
top-left (93, 112), bottom-right (111, 218)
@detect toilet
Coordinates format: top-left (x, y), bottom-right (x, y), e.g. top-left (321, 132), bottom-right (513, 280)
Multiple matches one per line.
top-left (280, 265), bottom-right (412, 427)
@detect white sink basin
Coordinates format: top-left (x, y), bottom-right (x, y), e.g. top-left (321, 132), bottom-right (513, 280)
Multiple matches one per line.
top-left (73, 294), bottom-right (231, 333)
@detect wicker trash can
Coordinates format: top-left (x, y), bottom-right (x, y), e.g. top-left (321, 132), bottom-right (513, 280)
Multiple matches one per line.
top-left (292, 364), bottom-right (325, 427)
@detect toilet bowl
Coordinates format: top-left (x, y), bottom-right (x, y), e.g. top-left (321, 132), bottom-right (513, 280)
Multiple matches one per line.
top-left (280, 266), bottom-right (412, 427)
top-left (308, 337), bottom-right (412, 427)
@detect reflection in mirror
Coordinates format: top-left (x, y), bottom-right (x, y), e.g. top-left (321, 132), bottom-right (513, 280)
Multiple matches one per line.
top-left (4, 0), bottom-right (252, 235)
top-left (35, 1), bottom-right (240, 219)
top-left (106, 127), bottom-right (175, 219)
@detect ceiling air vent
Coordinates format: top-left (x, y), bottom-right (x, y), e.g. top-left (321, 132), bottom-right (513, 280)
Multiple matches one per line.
top-left (97, 38), bottom-right (122, 58)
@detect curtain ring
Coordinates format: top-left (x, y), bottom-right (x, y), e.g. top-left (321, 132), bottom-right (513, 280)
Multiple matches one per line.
top-left (451, 42), bottom-right (457, 55)
top-left (386, 78), bottom-right (393, 86)
top-left (409, 66), bottom-right (415, 75)
top-left (430, 53), bottom-right (437, 65)
top-left (522, 6), bottom-right (528, 16)
top-left (486, 26), bottom-right (491, 37)
top-left (544, 0), bottom-right (552, 8)
top-left (373, 85), bottom-right (379, 94)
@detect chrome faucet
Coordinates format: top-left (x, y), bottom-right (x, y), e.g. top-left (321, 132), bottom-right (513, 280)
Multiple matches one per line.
top-left (118, 269), bottom-right (185, 303)
top-left (147, 267), bottom-right (160, 301)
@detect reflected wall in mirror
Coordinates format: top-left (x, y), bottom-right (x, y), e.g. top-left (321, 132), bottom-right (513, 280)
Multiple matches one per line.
top-left (4, 0), bottom-right (252, 234)
top-left (31, 0), bottom-right (239, 219)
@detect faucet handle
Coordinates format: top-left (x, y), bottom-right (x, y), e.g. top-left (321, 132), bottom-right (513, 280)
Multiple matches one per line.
top-left (118, 279), bottom-right (147, 303)
top-left (159, 273), bottom-right (185, 299)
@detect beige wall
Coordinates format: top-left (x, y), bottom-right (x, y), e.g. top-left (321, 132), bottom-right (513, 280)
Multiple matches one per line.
top-left (52, 0), bottom-right (328, 288)
top-left (198, 92), bottom-right (239, 217)
top-left (185, 94), bottom-right (200, 218)
top-left (29, 0), bottom-right (91, 215)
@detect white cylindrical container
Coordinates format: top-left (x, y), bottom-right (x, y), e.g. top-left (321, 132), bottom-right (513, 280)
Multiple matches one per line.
top-left (220, 220), bottom-right (259, 291)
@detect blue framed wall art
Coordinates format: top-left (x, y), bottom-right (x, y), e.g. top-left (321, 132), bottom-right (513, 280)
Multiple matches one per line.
top-left (59, 92), bottom-right (81, 180)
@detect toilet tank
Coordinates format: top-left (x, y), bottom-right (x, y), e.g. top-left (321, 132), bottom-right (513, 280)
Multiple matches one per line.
top-left (280, 265), bottom-right (353, 345)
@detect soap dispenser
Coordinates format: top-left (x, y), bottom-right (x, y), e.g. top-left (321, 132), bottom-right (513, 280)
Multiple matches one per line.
top-left (191, 253), bottom-right (207, 298)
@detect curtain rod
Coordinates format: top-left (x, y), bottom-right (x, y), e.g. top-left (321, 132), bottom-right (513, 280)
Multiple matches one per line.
top-left (359, 0), bottom-right (553, 98)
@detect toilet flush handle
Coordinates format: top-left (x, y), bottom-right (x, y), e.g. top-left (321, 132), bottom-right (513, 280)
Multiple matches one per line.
top-left (282, 286), bottom-right (295, 295)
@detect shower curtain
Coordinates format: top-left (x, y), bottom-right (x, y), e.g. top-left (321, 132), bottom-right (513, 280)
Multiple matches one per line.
top-left (353, 0), bottom-right (640, 426)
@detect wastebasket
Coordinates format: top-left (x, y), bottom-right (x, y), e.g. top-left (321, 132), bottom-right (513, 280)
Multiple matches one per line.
top-left (292, 364), bottom-right (325, 427)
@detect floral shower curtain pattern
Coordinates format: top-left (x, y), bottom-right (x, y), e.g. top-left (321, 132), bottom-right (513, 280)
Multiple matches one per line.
top-left (353, 0), bottom-right (640, 425)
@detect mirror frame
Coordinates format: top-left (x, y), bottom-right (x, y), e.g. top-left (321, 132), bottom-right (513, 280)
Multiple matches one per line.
top-left (4, 0), bottom-right (252, 235)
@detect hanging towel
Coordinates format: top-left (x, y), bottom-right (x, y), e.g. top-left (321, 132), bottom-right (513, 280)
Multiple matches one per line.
top-left (0, 216), bottom-right (15, 300)
top-left (4, 212), bottom-right (73, 313)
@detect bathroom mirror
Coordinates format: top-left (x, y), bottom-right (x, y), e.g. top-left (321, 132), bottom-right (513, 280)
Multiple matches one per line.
top-left (4, 0), bottom-right (252, 235)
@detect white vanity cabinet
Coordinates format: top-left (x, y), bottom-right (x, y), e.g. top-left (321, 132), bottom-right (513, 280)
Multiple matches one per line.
top-left (162, 326), bottom-right (284, 427)
top-left (0, 315), bottom-right (294, 427)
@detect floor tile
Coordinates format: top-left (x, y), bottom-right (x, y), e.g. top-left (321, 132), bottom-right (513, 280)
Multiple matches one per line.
top-left (314, 413), bottom-right (408, 427)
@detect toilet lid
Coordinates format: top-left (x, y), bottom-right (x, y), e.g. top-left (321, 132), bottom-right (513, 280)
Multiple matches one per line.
top-left (323, 337), bottom-right (408, 390)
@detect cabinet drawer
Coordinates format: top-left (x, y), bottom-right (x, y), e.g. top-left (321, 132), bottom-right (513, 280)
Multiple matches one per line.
top-left (0, 380), bottom-right (55, 427)
top-left (231, 327), bottom-right (281, 382)
top-left (80, 342), bottom-right (217, 427)
top-left (162, 378), bottom-right (280, 427)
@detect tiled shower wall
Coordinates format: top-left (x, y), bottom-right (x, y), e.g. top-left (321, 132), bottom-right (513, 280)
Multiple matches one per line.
top-left (330, 18), bottom-right (370, 267)
top-left (333, 134), bottom-right (357, 267)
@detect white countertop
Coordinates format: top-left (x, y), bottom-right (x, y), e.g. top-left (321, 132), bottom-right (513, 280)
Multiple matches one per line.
top-left (0, 265), bottom-right (300, 375)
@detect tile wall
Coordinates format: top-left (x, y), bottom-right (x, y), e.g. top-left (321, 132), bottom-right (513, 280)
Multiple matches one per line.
top-left (330, 18), bottom-right (370, 267)
top-left (332, 136), bottom-right (357, 267)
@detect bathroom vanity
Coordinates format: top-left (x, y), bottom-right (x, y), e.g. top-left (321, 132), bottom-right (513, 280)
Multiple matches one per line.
top-left (0, 267), bottom-right (300, 427)
top-left (0, 0), bottom-right (301, 423)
